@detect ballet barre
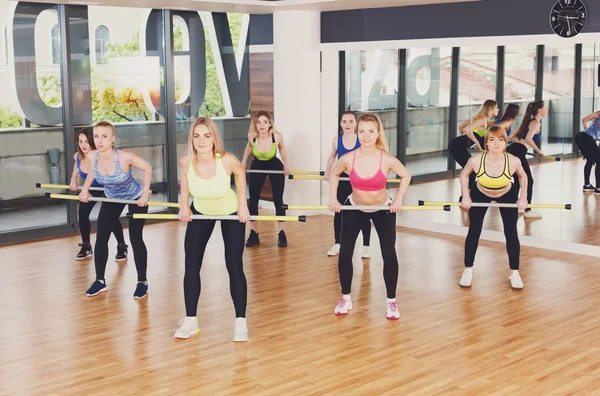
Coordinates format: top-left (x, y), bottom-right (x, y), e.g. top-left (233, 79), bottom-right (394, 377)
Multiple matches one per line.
top-left (45, 193), bottom-right (180, 208)
top-left (288, 175), bottom-right (403, 183)
top-left (126, 213), bottom-right (306, 222)
top-left (282, 204), bottom-right (450, 211)
top-left (418, 200), bottom-right (571, 210)
top-left (247, 170), bottom-right (324, 176)
top-left (525, 153), bottom-right (561, 161)
top-left (36, 183), bottom-right (158, 194)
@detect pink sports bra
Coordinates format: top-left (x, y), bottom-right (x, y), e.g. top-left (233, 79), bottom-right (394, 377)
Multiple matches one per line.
top-left (349, 150), bottom-right (388, 192)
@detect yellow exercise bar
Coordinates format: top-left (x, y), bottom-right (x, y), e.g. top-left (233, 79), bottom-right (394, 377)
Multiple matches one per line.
top-left (418, 200), bottom-right (571, 210)
top-left (127, 213), bottom-right (306, 222)
top-left (282, 204), bottom-right (450, 211)
top-left (247, 170), bottom-right (324, 176)
top-left (36, 183), bottom-right (157, 194)
top-left (288, 175), bottom-right (402, 183)
top-left (45, 193), bottom-right (180, 208)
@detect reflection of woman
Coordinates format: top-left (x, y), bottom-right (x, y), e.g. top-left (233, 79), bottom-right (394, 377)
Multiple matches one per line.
top-left (494, 104), bottom-right (520, 136)
top-left (449, 100), bottom-right (499, 191)
top-left (324, 111), bottom-right (371, 258)
top-left (507, 100), bottom-right (547, 219)
top-left (241, 111), bottom-right (290, 248)
top-left (459, 126), bottom-right (528, 290)
top-left (576, 110), bottom-right (600, 193)
top-left (70, 127), bottom-right (127, 262)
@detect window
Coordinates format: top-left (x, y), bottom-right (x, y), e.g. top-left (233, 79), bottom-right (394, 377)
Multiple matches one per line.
top-left (94, 25), bottom-right (109, 64)
top-left (51, 23), bottom-right (60, 64)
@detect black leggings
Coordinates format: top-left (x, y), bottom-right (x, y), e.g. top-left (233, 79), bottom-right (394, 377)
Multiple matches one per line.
top-left (575, 132), bottom-right (600, 186)
top-left (506, 143), bottom-right (533, 205)
top-left (338, 199), bottom-right (398, 298)
top-left (449, 134), bottom-right (485, 189)
top-left (94, 201), bottom-right (148, 281)
top-left (248, 157), bottom-right (286, 219)
top-left (183, 204), bottom-right (247, 317)
top-left (78, 189), bottom-right (125, 245)
top-left (334, 172), bottom-right (371, 245)
top-left (465, 184), bottom-right (520, 270)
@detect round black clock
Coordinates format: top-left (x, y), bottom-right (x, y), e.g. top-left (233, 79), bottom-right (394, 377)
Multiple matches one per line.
top-left (550, 0), bottom-right (587, 38)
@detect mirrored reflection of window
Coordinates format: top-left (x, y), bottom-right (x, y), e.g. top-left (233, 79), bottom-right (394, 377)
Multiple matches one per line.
top-left (51, 23), bottom-right (60, 64)
top-left (94, 25), bottom-right (109, 65)
top-left (405, 47), bottom-right (452, 176)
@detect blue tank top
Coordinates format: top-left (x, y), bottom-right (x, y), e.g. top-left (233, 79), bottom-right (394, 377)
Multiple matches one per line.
top-left (523, 119), bottom-right (541, 144)
top-left (77, 157), bottom-right (102, 187)
top-left (93, 149), bottom-right (143, 200)
top-left (584, 115), bottom-right (600, 140)
top-left (337, 134), bottom-right (360, 159)
top-left (494, 118), bottom-right (512, 136)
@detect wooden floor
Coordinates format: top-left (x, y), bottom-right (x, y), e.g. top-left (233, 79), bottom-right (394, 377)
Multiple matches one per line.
top-left (2, 214), bottom-right (600, 395)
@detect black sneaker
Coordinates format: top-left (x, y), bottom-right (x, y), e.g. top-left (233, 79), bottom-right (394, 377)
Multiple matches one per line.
top-left (76, 243), bottom-right (93, 260)
top-left (245, 230), bottom-right (260, 247)
top-left (277, 230), bottom-right (287, 247)
top-left (133, 282), bottom-right (148, 299)
top-left (583, 184), bottom-right (595, 192)
top-left (115, 243), bottom-right (128, 262)
top-left (86, 280), bottom-right (107, 296)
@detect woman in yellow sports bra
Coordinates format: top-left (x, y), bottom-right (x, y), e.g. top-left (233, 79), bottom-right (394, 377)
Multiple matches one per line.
top-left (458, 125), bottom-right (529, 291)
top-left (241, 110), bottom-right (291, 248)
top-left (174, 117), bottom-right (251, 343)
top-left (449, 99), bottom-right (499, 191)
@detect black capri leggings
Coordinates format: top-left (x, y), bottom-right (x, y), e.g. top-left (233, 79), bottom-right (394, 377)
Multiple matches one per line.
top-left (465, 184), bottom-right (520, 270)
top-left (78, 189), bottom-right (125, 245)
top-left (575, 132), bottom-right (600, 186)
top-left (94, 201), bottom-right (148, 281)
top-left (334, 172), bottom-right (371, 246)
top-left (247, 157), bottom-right (286, 219)
top-left (505, 143), bottom-right (533, 206)
top-left (338, 198), bottom-right (398, 298)
top-left (183, 204), bottom-right (247, 317)
top-left (449, 134), bottom-right (485, 189)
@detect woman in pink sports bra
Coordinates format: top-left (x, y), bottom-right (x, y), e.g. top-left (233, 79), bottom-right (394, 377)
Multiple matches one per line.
top-left (328, 113), bottom-right (411, 320)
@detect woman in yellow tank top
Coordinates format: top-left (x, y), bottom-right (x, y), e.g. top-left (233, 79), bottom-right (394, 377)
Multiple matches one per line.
top-left (174, 117), bottom-right (251, 343)
top-left (458, 126), bottom-right (528, 291)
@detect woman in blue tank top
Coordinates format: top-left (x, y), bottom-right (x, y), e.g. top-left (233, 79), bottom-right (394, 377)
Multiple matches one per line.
top-left (78, 121), bottom-right (153, 300)
top-left (575, 110), bottom-right (600, 192)
top-left (324, 111), bottom-right (372, 258)
top-left (69, 128), bottom-right (126, 261)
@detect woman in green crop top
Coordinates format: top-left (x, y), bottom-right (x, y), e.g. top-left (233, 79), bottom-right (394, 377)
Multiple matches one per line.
top-left (449, 99), bottom-right (499, 192)
top-left (241, 110), bottom-right (291, 248)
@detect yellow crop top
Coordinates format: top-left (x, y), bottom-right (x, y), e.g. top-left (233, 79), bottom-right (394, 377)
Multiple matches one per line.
top-left (476, 151), bottom-right (512, 190)
top-left (473, 128), bottom-right (487, 138)
top-left (187, 154), bottom-right (238, 216)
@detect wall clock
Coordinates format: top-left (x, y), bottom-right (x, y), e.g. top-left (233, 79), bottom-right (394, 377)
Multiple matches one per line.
top-left (550, 0), bottom-right (587, 38)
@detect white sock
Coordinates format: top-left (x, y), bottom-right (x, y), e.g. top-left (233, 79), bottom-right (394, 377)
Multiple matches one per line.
top-left (464, 268), bottom-right (472, 274)
top-left (186, 316), bottom-right (197, 322)
top-left (511, 270), bottom-right (519, 276)
top-left (236, 317), bottom-right (247, 328)
top-left (342, 294), bottom-right (351, 300)
top-left (387, 298), bottom-right (396, 303)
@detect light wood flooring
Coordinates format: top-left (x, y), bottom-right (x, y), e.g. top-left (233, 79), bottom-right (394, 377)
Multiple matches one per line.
top-left (2, 213), bottom-right (600, 395)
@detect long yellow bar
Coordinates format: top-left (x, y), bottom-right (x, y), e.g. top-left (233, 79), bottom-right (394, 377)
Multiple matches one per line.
top-left (37, 183), bottom-right (157, 194)
top-left (289, 175), bottom-right (402, 183)
top-left (128, 213), bottom-right (306, 222)
top-left (283, 204), bottom-right (450, 211)
top-left (46, 193), bottom-right (180, 208)
top-left (418, 200), bottom-right (571, 210)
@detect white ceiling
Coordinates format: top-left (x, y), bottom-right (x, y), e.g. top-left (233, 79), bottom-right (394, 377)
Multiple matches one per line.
top-left (6, 0), bottom-right (480, 14)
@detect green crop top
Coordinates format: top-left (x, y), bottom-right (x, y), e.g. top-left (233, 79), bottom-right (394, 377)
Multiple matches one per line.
top-left (251, 134), bottom-right (277, 161)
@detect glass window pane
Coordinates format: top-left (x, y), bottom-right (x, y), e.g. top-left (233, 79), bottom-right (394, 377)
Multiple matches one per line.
top-left (0, 2), bottom-right (67, 233)
top-left (405, 47), bottom-right (452, 176)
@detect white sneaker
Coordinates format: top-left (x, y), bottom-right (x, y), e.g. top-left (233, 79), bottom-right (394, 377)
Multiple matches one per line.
top-left (386, 301), bottom-right (400, 320)
top-left (361, 246), bottom-right (371, 259)
top-left (459, 269), bottom-right (472, 288)
top-left (334, 296), bottom-right (352, 315)
top-left (524, 210), bottom-right (542, 219)
top-left (328, 243), bottom-right (341, 256)
top-left (509, 273), bottom-right (524, 290)
top-left (233, 322), bottom-right (248, 342)
top-left (174, 317), bottom-right (199, 339)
